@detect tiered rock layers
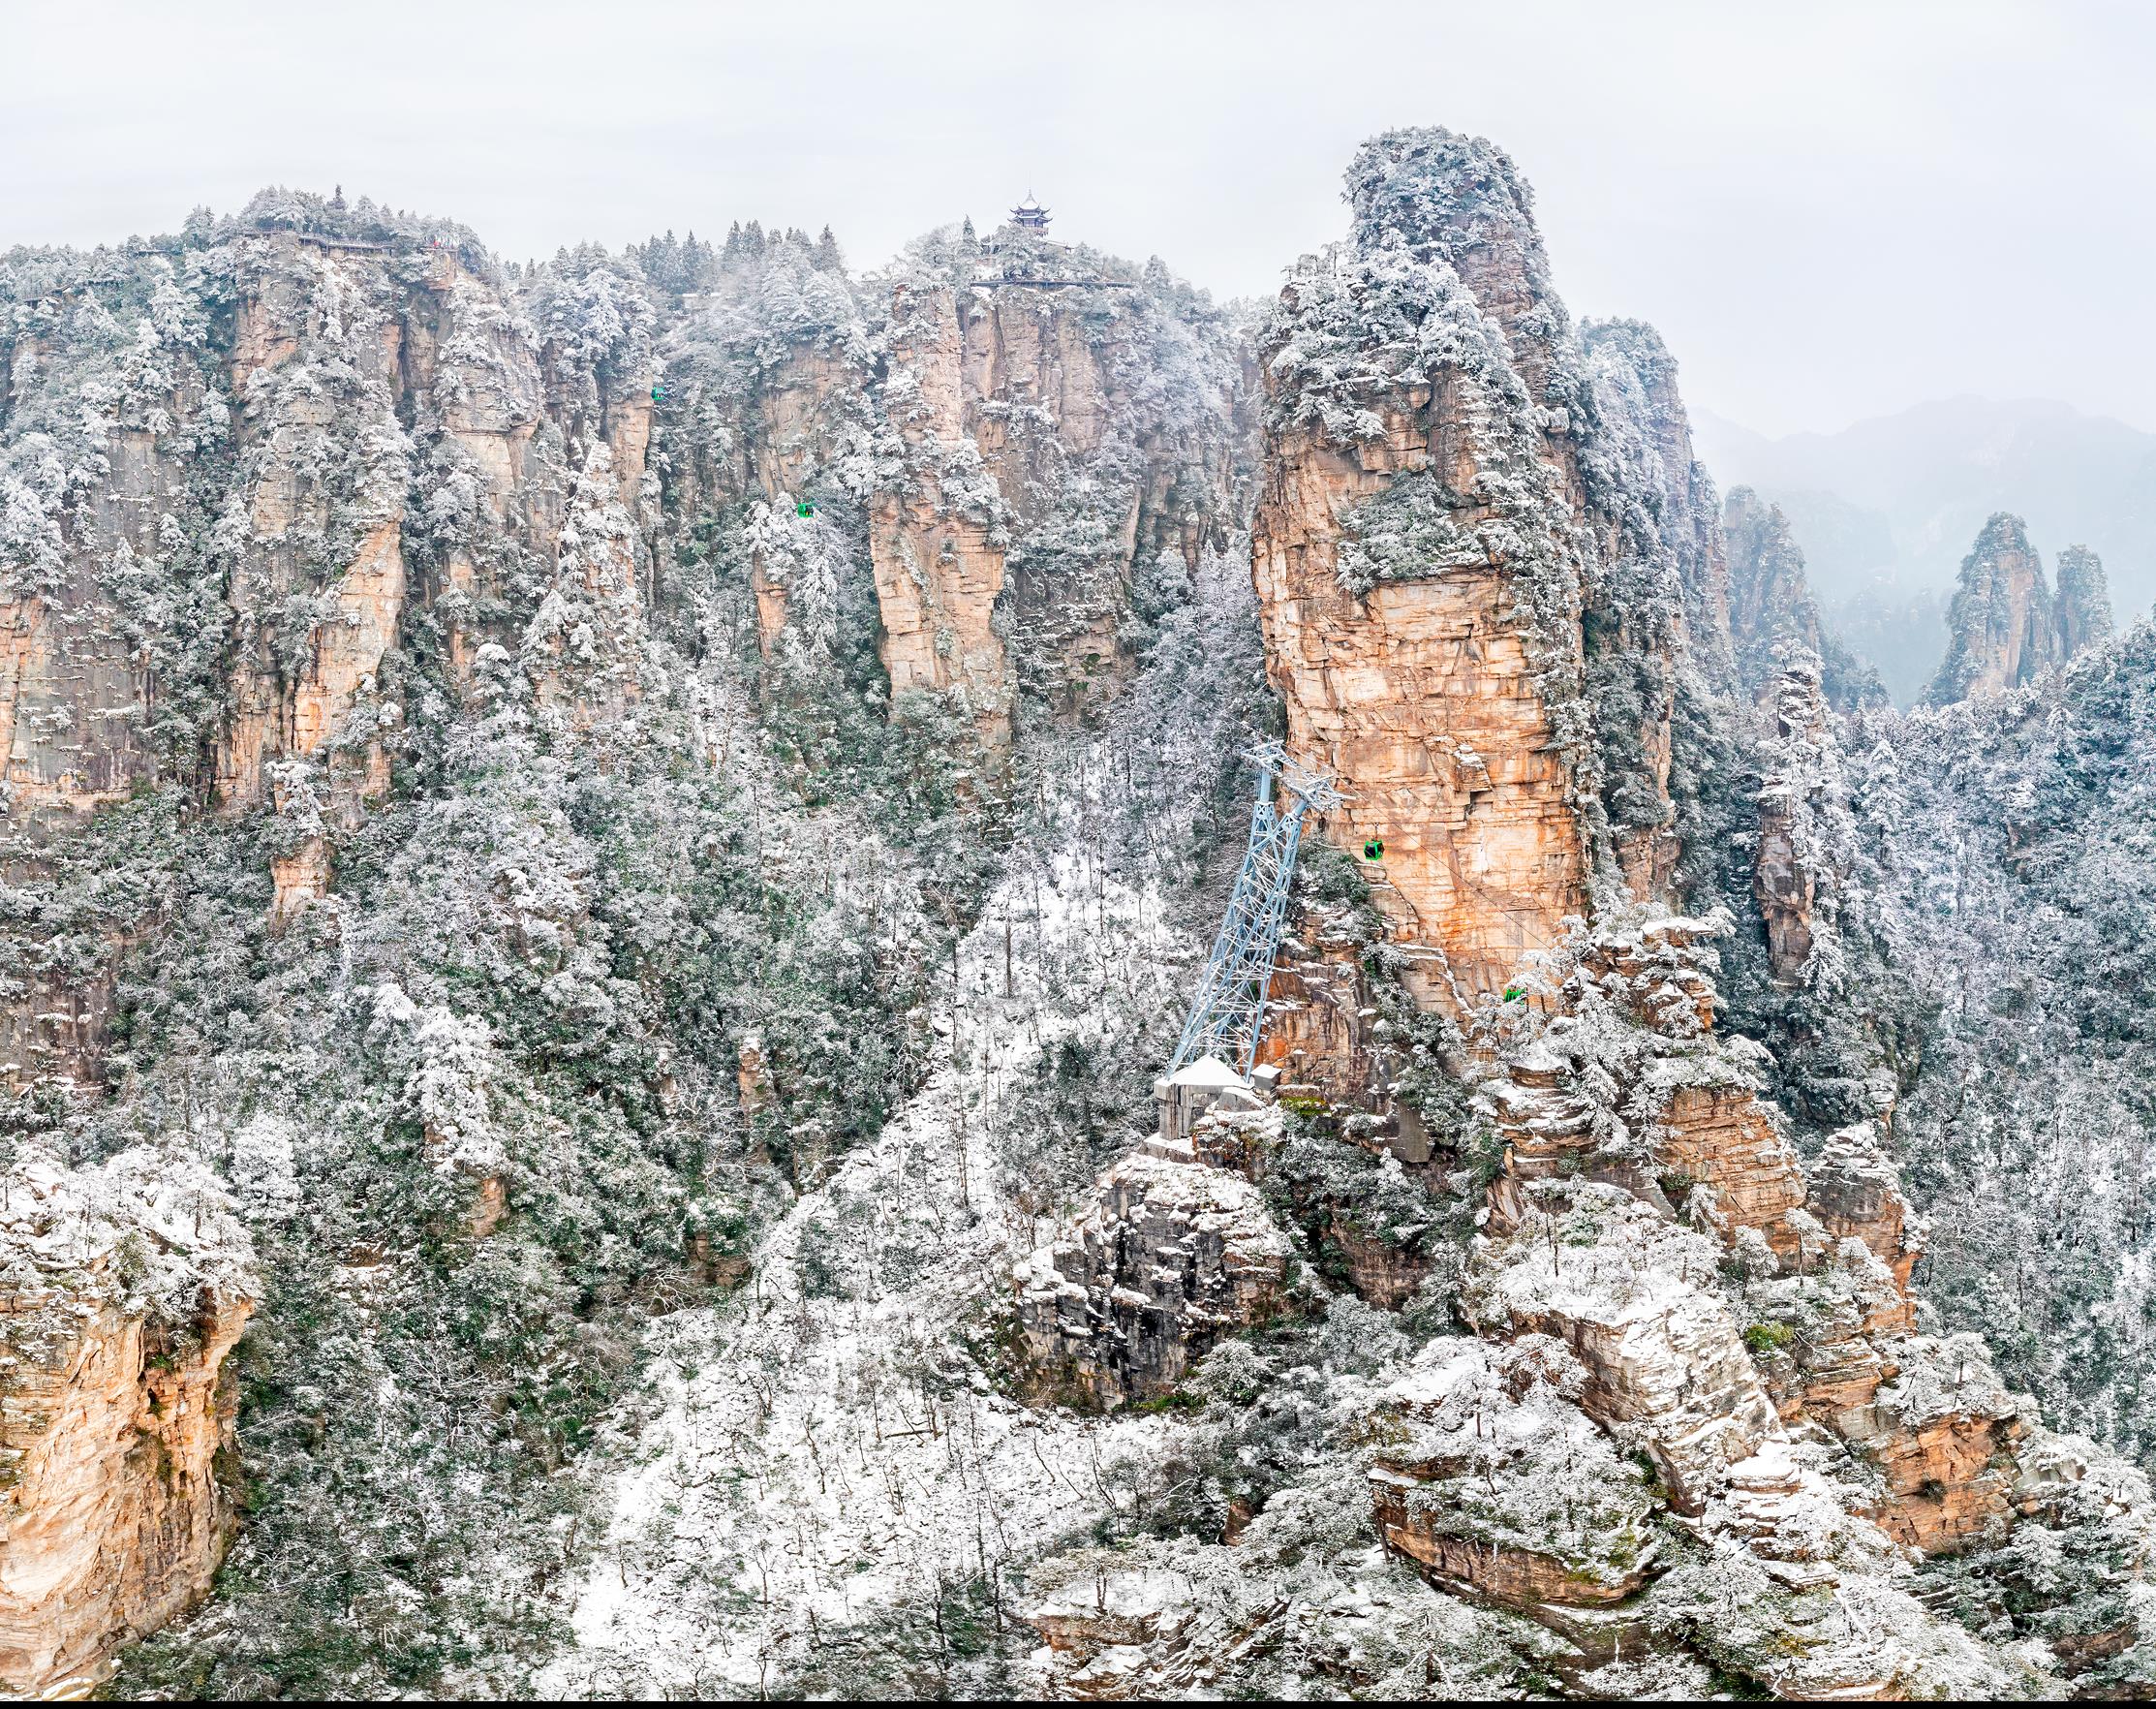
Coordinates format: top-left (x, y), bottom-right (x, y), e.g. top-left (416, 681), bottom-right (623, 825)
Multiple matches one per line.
top-left (1236, 128), bottom-right (2126, 1693)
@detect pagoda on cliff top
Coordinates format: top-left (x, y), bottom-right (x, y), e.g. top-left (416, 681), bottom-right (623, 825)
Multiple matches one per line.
top-left (1008, 194), bottom-right (1051, 232)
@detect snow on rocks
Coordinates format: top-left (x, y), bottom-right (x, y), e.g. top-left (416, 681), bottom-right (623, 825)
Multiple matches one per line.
top-left (539, 796), bottom-right (1194, 1696)
top-left (1462, 1178), bottom-right (1779, 1513)
top-left (1366, 1335), bottom-right (1661, 1608)
top-left (0, 1144), bottom-right (257, 1696)
top-left (1013, 1149), bottom-right (1291, 1409)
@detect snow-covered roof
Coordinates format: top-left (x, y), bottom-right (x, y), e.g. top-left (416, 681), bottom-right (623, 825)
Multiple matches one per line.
top-left (1167, 1053), bottom-right (1248, 1089)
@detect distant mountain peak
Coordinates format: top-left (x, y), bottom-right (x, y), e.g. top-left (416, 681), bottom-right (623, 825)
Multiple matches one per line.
top-left (1923, 514), bottom-right (2113, 705)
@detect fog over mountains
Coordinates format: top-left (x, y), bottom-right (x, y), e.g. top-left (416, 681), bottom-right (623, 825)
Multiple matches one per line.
top-left (1695, 397), bottom-right (2156, 702)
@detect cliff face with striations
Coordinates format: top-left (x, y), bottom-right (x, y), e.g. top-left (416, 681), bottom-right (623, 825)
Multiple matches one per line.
top-left (1001, 127), bottom-right (2156, 1699)
top-left (1925, 512), bottom-right (2064, 704)
top-left (0, 195), bottom-right (1254, 1695)
top-left (869, 279), bottom-right (1018, 750)
top-left (7, 143), bottom-right (2155, 1704)
top-left (870, 234), bottom-right (1244, 753)
top-left (657, 224), bottom-right (1245, 774)
top-left (0, 212), bottom-right (1243, 1083)
top-left (1250, 133), bottom-right (1598, 1020)
top-left (0, 221), bottom-right (662, 1086)
top-left (0, 1148), bottom-right (255, 1697)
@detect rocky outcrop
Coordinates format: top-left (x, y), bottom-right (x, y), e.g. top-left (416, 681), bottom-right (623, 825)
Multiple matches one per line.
top-left (1241, 145), bottom-right (2114, 1684)
top-left (1648, 1079), bottom-right (1809, 1256)
top-left (2052, 543), bottom-right (2114, 660)
top-left (1925, 513), bottom-right (2061, 704)
top-left (0, 208), bottom-right (1244, 1094)
top-left (1252, 135), bottom-right (1598, 1017)
top-left (0, 1148), bottom-right (256, 1697)
top-left (1367, 1336), bottom-right (1661, 1606)
top-left (662, 229), bottom-right (1243, 753)
top-left (1464, 1181), bottom-right (1783, 1511)
top-left (1486, 917), bottom-right (1812, 1271)
top-left (1249, 132), bottom-right (1785, 1041)
top-left (1452, 1180), bottom-right (2030, 1695)
top-left (870, 241), bottom-right (1242, 749)
top-left (269, 834), bottom-right (333, 917)
top-left (1924, 525), bottom-right (2114, 708)
top-left (214, 236), bottom-right (545, 811)
top-left (1805, 1122), bottom-right (1923, 1291)
top-left (0, 222), bottom-right (650, 1095)
top-left (1746, 1255), bottom-right (1913, 1426)
top-left (1012, 1149), bottom-right (1290, 1408)
top-left (869, 282), bottom-right (1015, 751)
top-left (1724, 488), bottom-right (1831, 696)
top-left (1751, 652), bottom-right (1846, 987)
top-left (0, 421), bottom-right (182, 812)
top-left (1842, 1336), bottom-right (2030, 1556)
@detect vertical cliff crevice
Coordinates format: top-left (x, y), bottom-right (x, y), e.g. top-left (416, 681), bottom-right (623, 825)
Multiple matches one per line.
top-left (1924, 512), bottom-right (2062, 705)
top-left (2051, 542), bottom-right (2114, 661)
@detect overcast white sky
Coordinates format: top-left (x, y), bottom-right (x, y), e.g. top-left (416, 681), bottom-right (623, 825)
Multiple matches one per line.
top-left (4, 0), bottom-right (2148, 436)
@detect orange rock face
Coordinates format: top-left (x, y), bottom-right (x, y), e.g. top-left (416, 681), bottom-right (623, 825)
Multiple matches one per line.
top-left (0, 1151), bottom-right (256, 1697)
top-left (1807, 1123), bottom-right (1924, 1293)
top-left (0, 1299), bottom-right (252, 1696)
top-left (1860, 1404), bottom-right (2028, 1556)
top-left (1648, 1082), bottom-right (1808, 1257)
top-left (221, 514), bottom-right (407, 810)
top-left (1247, 148), bottom-right (1718, 1027)
top-left (868, 267), bottom-right (1239, 751)
top-left (869, 289), bottom-right (1013, 751)
top-left (1369, 1476), bottom-right (1649, 1608)
top-left (1250, 913), bottom-right (1377, 1104)
top-left (269, 834), bottom-right (333, 916)
top-left (1251, 420), bottom-right (1588, 1013)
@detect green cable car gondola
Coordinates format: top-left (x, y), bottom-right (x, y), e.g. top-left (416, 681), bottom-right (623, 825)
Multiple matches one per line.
top-left (1363, 836), bottom-right (1384, 861)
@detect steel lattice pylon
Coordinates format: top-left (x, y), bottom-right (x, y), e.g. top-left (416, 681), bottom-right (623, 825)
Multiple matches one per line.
top-left (1168, 743), bottom-right (1342, 1077)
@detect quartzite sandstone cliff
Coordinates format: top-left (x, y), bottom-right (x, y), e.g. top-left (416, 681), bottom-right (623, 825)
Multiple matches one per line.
top-left (0, 1150), bottom-right (254, 1697)
top-left (1019, 126), bottom-right (2155, 1699)
top-left (7, 140), bottom-right (2155, 1704)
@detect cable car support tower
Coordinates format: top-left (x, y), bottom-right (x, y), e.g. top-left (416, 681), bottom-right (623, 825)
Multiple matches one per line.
top-left (1167, 744), bottom-right (1341, 1080)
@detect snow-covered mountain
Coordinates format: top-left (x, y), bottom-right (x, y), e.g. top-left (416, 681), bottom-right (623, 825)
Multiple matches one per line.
top-left (1696, 399), bottom-right (2156, 703)
top-left (7, 140), bottom-right (2156, 1701)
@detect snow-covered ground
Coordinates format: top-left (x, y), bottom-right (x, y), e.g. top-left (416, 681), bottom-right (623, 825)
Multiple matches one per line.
top-left (541, 799), bottom-right (1189, 1695)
